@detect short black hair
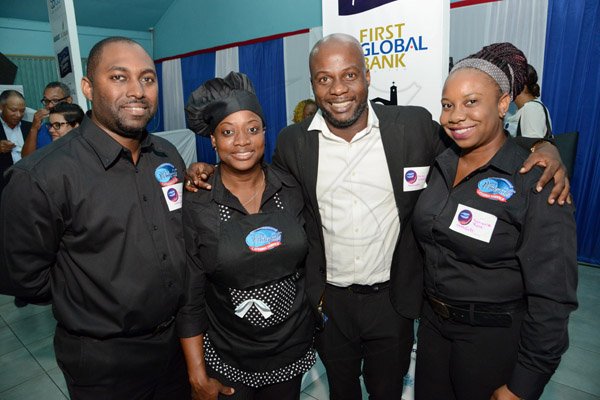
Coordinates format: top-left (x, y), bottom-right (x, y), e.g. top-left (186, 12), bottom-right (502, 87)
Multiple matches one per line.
top-left (50, 102), bottom-right (85, 125)
top-left (44, 81), bottom-right (71, 97)
top-left (86, 36), bottom-right (141, 81)
top-left (0, 90), bottom-right (25, 106)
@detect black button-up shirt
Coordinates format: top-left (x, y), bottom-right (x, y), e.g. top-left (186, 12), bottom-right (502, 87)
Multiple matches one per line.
top-left (413, 138), bottom-right (578, 399)
top-left (0, 116), bottom-right (186, 339)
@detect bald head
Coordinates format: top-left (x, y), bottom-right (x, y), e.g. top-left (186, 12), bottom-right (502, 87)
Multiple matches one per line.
top-left (309, 33), bottom-right (367, 76)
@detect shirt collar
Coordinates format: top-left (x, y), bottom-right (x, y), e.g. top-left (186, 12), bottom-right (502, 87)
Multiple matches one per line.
top-left (1, 116), bottom-right (20, 131)
top-left (80, 115), bottom-right (155, 169)
top-left (437, 135), bottom-right (527, 177)
top-left (308, 101), bottom-right (379, 142)
top-left (210, 165), bottom-right (290, 214)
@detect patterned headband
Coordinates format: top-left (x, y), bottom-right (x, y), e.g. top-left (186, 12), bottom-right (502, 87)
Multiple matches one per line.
top-left (451, 58), bottom-right (513, 99)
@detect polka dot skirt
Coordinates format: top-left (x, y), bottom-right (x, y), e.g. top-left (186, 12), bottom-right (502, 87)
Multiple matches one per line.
top-left (204, 333), bottom-right (316, 388)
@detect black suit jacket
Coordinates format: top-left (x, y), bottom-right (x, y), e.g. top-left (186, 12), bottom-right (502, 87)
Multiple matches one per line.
top-left (272, 103), bottom-right (451, 319)
top-left (0, 120), bottom-right (32, 195)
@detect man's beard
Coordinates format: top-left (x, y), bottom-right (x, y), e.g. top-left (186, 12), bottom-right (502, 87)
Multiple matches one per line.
top-left (319, 99), bottom-right (368, 129)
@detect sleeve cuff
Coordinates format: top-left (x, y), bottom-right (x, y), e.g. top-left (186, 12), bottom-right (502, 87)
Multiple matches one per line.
top-left (508, 364), bottom-right (551, 399)
top-left (176, 312), bottom-right (208, 338)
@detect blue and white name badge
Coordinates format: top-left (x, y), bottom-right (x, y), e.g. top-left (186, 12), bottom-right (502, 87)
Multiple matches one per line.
top-left (449, 204), bottom-right (497, 243)
top-left (403, 166), bottom-right (429, 192)
top-left (162, 183), bottom-right (183, 211)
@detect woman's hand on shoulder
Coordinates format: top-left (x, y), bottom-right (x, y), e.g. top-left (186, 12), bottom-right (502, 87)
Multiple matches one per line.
top-left (190, 375), bottom-right (234, 399)
top-left (520, 141), bottom-right (571, 205)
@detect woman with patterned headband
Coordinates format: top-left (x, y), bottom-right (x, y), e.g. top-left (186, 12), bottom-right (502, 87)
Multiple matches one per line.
top-left (177, 72), bottom-right (315, 400)
top-left (412, 43), bottom-right (577, 400)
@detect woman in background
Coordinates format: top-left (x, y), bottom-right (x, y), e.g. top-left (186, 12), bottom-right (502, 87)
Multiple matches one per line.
top-left (413, 43), bottom-right (577, 400)
top-left (505, 64), bottom-right (552, 138)
top-left (292, 99), bottom-right (317, 123)
top-left (47, 102), bottom-right (84, 141)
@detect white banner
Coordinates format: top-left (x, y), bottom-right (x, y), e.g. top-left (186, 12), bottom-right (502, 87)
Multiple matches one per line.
top-left (47, 0), bottom-right (87, 110)
top-left (323, 0), bottom-right (450, 116)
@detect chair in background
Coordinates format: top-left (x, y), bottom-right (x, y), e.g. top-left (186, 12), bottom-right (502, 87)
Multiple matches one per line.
top-left (554, 131), bottom-right (579, 178)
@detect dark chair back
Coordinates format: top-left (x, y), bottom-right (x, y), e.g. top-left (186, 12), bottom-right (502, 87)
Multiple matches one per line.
top-left (554, 131), bottom-right (579, 178)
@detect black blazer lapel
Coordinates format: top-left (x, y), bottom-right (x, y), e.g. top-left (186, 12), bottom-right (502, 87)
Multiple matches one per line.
top-left (376, 105), bottom-right (406, 213)
top-left (299, 127), bottom-right (320, 214)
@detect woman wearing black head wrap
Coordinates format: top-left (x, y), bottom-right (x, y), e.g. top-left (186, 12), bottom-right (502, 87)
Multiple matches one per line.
top-left (412, 44), bottom-right (577, 400)
top-left (178, 72), bottom-right (315, 399)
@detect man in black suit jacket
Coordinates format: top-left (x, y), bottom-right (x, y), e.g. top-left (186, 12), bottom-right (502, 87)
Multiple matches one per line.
top-left (271, 34), bottom-right (568, 399)
top-left (0, 90), bottom-right (31, 196)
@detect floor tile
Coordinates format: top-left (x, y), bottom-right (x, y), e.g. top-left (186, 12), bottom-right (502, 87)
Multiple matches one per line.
top-left (0, 347), bottom-right (45, 392)
top-left (7, 308), bottom-right (56, 345)
top-left (0, 372), bottom-right (67, 400)
top-left (47, 367), bottom-right (69, 398)
top-left (569, 313), bottom-right (600, 354)
top-left (0, 301), bottom-right (52, 325)
top-left (302, 374), bottom-right (330, 400)
top-left (300, 393), bottom-right (318, 400)
top-left (541, 379), bottom-right (600, 400)
top-left (301, 357), bottom-right (326, 391)
top-left (0, 294), bottom-right (15, 306)
top-left (551, 345), bottom-right (600, 396)
top-left (28, 335), bottom-right (58, 372)
top-left (0, 325), bottom-right (23, 358)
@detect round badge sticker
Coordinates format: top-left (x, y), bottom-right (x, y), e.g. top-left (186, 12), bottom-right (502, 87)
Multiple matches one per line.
top-left (405, 170), bottom-right (417, 184)
top-left (154, 163), bottom-right (178, 187)
top-left (167, 188), bottom-right (179, 202)
top-left (458, 210), bottom-right (472, 225)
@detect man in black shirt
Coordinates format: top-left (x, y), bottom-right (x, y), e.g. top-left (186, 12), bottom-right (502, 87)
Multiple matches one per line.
top-left (0, 37), bottom-right (190, 399)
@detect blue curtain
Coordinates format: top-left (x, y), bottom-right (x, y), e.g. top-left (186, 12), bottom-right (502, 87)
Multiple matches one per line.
top-left (542, 0), bottom-right (600, 265)
top-left (180, 52), bottom-right (217, 164)
top-left (147, 61), bottom-right (164, 133)
top-left (239, 39), bottom-right (287, 163)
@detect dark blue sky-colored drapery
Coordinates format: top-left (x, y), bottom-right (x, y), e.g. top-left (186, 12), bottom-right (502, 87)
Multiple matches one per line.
top-left (542, 0), bottom-right (600, 265)
top-left (238, 39), bottom-right (287, 164)
top-left (181, 52), bottom-right (217, 164)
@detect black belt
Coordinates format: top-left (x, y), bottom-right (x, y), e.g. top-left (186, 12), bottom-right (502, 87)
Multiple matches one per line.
top-left (327, 281), bottom-right (390, 294)
top-left (427, 296), bottom-right (526, 327)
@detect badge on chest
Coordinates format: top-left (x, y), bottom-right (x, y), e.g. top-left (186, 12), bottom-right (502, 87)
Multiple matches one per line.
top-left (245, 226), bottom-right (283, 253)
top-left (449, 204), bottom-right (497, 243)
top-left (155, 163), bottom-right (182, 211)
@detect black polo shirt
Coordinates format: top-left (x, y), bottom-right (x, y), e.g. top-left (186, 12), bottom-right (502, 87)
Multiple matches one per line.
top-left (0, 116), bottom-right (187, 339)
top-left (413, 138), bottom-right (578, 399)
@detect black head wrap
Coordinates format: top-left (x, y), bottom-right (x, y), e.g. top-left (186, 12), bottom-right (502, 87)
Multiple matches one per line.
top-left (185, 71), bottom-right (265, 136)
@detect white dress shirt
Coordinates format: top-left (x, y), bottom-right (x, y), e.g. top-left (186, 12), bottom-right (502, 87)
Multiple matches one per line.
top-left (1, 117), bottom-right (24, 164)
top-left (312, 103), bottom-right (400, 286)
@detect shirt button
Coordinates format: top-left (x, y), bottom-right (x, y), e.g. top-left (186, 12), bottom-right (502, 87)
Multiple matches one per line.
top-left (355, 256), bottom-right (360, 261)
top-left (168, 281), bottom-right (174, 287)
top-left (162, 254), bottom-right (167, 260)
top-left (143, 195), bottom-right (148, 202)
top-left (153, 225), bottom-right (158, 231)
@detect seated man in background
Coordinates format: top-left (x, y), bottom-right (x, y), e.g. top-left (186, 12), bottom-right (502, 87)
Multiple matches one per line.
top-left (21, 81), bottom-right (73, 156)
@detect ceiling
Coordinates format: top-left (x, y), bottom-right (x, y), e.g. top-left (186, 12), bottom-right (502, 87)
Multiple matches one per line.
top-left (0, 0), bottom-right (177, 31)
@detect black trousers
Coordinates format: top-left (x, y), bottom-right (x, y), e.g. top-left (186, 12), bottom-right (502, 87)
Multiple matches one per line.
top-left (207, 364), bottom-right (302, 400)
top-left (315, 284), bottom-right (414, 400)
top-left (54, 324), bottom-right (190, 400)
top-left (415, 301), bottom-right (525, 400)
